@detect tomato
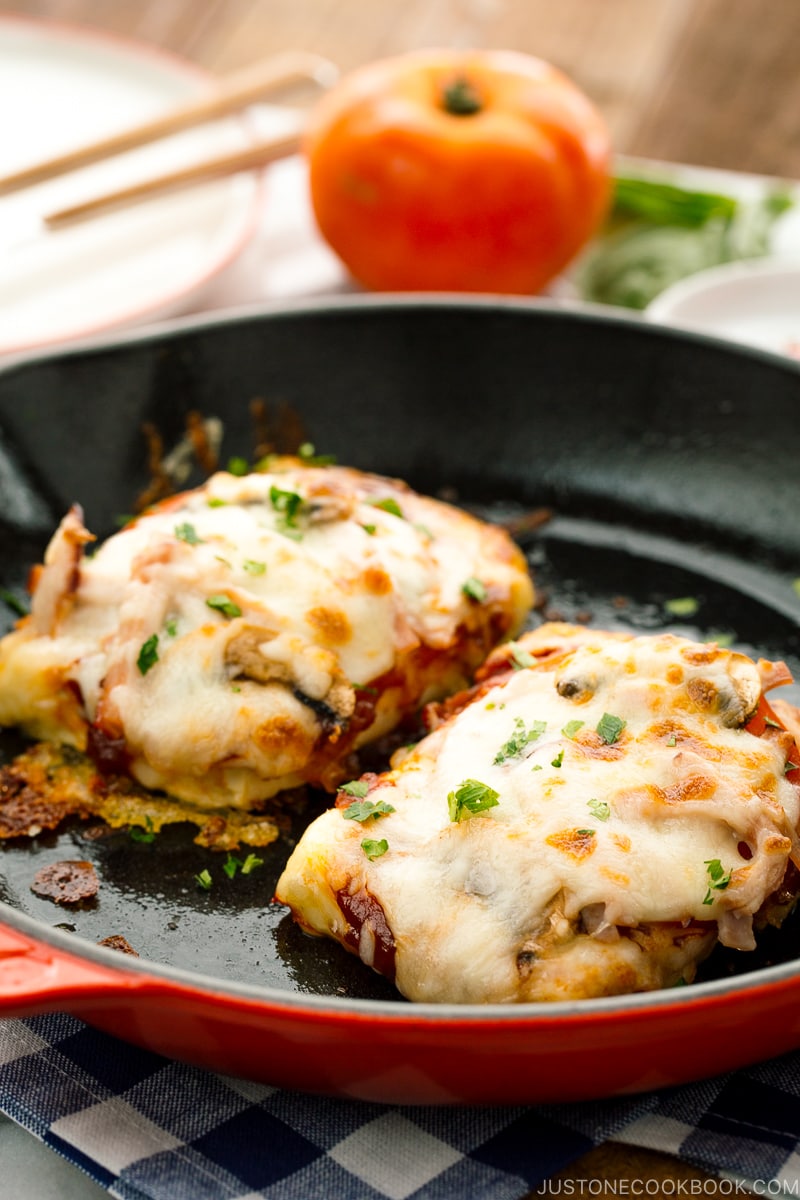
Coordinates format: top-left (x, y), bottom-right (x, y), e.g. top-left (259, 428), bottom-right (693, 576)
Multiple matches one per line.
top-left (305, 48), bottom-right (612, 295)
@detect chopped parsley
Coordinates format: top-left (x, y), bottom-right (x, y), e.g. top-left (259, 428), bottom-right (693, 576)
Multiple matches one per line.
top-left (361, 523), bottom-right (377, 536)
top-left (786, 761), bottom-right (800, 775)
top-left (215, 556), bottom-right (232, 568)
top-left (587, 798), bottom-right (610, 822)
top-left (297, 442), bottom-right (337, 466)
top-left (576, 829), bottom-right (596, 837)
top-left (361, 838), bottom-right (389, 860)
top-left (227, 456), bottom-right (249, 476)
top-left (666, 733), bottom-right (677, 747)
top-left (338, 780), bottom-right (369, 799)
top-left (137, 634), bottom-right (159, 675)
top-left (0, 589), bottom-right (27, 617)
top-left (129, 816), bottom-right (156, 844)
top-left (270, 484), bottom-right (305, 535)
top-left (531, 764), bottom-right (543, 771)
top-left (562, 719), bottom-right (584, 739)
top-left (494, 717), bottom-right (547, 764)
top-left (222, 852), bottom-right (264, 879)
top-left (343, 799), bottom-right (396, 822)
top-left (242, 559), bottom-right (266, 575)
top-left (207, 497), bottom-right (228, 508)
top-left (664, 596), bottom-right (699, 618)
top-left (596, 712), bottom-right (626, 745)
top-left (550, 749), bottom-right (564, 768)
top-left (447, 778), bottom-right (500, 823)
top-left (462, 576), bottom-right (488, 603)
top-left (174, 522), bottom-right (204, 545)
top-left (195, 869), bottom-right (213, 890)
top-left (206, 594), bottom-right (242, 619)
top-left (703, 858), bottom-right (732, 905)
top-left (368, 497), bottom-right (404, 519)
top-left (165, 617), bottom-right (178, 637)
top-left (509, 643), bottom-right (535, 670)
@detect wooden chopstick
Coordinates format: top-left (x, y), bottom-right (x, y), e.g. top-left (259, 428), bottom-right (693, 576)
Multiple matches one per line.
top-left (0, 50), bottom-right (335, 197)
top-left (44, 130), bottom-right (304, 228)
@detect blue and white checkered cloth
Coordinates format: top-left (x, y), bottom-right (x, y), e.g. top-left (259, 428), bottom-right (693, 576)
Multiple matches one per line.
top-left (3, 1013), bottom-right (800, 1199)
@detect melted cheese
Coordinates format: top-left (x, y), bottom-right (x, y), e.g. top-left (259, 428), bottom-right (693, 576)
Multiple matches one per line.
top-left (0, 462), bottom-right (532, 808)
top-left (276, 624), bottom-right (800, 1003)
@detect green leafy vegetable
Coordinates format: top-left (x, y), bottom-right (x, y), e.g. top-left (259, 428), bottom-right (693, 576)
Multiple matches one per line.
top-left (129, 816), bottom-right (156, 844)
top-left (562, 719), bottom-right (584, 739)
top-left (664, 596), bottom-right (700, 618)
top-left (338, 780), bottom-right (369, 799)
top-left (297, 442), bottom-right (337, 466)
top-left (206, 594), bottom-right (242, 619)
top-left (137, 634), bottom-right (159, 675)
top-left (447, 778), bottom-right (500, 823)
top-left (361, 838), bottom-right (389, 860)
top-left (195, 869), bottom-right (213, 890)
top-left (343, 799), bottom-right (396, 822)
top-left (494, 717), bottom-right (547, 764)
top-left (550, 749), bottom-right (564, 768)
top-left (580, 178), bottom-right (793, 310)
top-left (587, 798), bottom-right (610, 822)
top-left (462, 576), bottom-right (488, 603)
top-left (596, 712), bottom-right (626, 745)
top-left (509, 643), bottom-right (535, 670)
top-left (702, 858), bottom-right (732, 904)
top-left (174, 522), bottom-right (204, 545)
top-left (368, 497), bottom-right (404, 519)
top-left (243, 559), bottom-right (266, 576)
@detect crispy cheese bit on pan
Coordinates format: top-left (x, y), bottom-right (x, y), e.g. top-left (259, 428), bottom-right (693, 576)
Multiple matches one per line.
top-left (276, 624), bottom-right (800, 1004)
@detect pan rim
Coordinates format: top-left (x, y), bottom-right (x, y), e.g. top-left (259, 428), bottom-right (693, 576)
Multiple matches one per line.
top-left (3, 898), bottom-right (800, 1024)
top-left (2, 291), bottom-right (800, 382)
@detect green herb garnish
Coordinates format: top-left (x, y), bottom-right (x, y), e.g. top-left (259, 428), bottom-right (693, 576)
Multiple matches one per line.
top-left (664, 596), bottom-right (700, 618)
top-left (270, 484), bottom-right (305, 534)
top-left (227, 456), bottom-right (249, 476)
top-left (223, 853), bottom-right (240, 879)
top-left (195, 869), bottom-right (213, 890)
top-left (596, 712), bottom-right (626, 745)
top-left (368, 497), bottom-right (404, 519)
top-left (361, 523), bottom-right (377, 536)
top-left (551, 749), bottom-right (564, 768)
top-left (343, 799), bottom-right (396, 822)
top-left (494, 717), bottom-right (547, 764)
top-left (509, 643), bottom-right (535, 670)
top-left (361, 838), bottom-right (389, 860)
top-left (447, 778), bottom-right (500, 823)
top-left (587, 798), bottom-right (610, 822)
top-left (338, 780), bottom-right (369, 799)
top-left (129, 816), bottom-right (156, 844)
top-left (462, 577), bottom-right (488, 603)
top-left (206, 594), bottom-right (242, 619)
top-left (137, 634), bottom-right (159, 675)
top-left (702, 858), bottom-right (732, 904)
top-left (165, 617), bottom-right (178, 637)
top-left (242, 559), bottom-right (266, 575)
top-left (174, 522), bottom-right (204, 545)
top-left (562, 720), bottom-right (584, 739)
top-left (297, 442), bottom-right (337, 466)
top-left (241, 853), bottom-right (264, 875)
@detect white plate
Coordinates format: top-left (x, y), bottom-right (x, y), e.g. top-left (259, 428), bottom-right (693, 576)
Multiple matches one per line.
top-left (646, 257), bottom-right (800, 356)
top-left (0, 16), bottom-right (263, 356)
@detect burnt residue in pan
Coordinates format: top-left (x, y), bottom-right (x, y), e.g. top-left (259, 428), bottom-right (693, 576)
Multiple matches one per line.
top-left (2, 506), bottom-right (800, 1001)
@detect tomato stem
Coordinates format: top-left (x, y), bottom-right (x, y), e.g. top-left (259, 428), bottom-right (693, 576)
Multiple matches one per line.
top-left (441, 76), bottom-right (483, 116)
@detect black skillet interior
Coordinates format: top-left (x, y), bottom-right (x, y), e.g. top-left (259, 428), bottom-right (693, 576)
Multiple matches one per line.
top-left (1, 297), bottom-right (800, 1002)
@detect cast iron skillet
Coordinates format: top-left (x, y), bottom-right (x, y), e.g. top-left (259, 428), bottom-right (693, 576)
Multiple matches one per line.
top-left (1, 296), bottom-right (800, 1105)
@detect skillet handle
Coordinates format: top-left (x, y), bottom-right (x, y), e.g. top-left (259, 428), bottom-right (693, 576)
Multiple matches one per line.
top-left (0, 921), bottom-right (127, 1013)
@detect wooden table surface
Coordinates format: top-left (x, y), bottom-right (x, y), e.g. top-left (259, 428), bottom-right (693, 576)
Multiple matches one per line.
top-left (4, 0), bottom-right (791, 1193)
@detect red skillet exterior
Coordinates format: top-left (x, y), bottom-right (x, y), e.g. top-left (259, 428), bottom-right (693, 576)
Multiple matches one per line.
top-left (3, 914), bottom-right (800, 1105)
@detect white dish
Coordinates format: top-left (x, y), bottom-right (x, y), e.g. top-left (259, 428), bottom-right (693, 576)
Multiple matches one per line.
top-left (0, 16), bottom-right (264, 356)
top-left (646, 257), bottom-right (800, 357)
